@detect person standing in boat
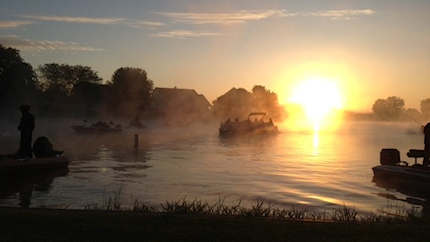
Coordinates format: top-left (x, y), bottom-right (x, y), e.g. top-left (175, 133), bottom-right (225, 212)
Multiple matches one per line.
top-left (16, 104), bottom-right (35, 158)
top-left (423, 123), bottom-right (430, 167)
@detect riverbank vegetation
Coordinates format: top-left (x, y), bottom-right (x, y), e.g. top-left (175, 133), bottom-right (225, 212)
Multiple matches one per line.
top-left (76, 189), bottom-right (429, 224)
top-left (2, 191), bottom-right (430, 240)
top-left (1, 202), bottom-right (430, 241)
top-left (84, 194), bottom-right (428, 224)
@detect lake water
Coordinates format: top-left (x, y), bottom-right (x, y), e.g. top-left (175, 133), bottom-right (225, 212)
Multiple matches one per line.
top-left (0, 120), bottom-right (428, 214)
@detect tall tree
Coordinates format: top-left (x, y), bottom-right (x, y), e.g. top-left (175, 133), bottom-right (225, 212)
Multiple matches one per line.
top-left (251, 85), bottom-right (282, 120)
top-left (36, 63), bottom-right (102, 116)
top-left (0, 45), bottom-right (37, 115)
top-left (104, 67), bottom-right (154, 117)
top-left (37, 63), bottom-right (102, 95)
top-left (372, 96), bottom-right (405, 120)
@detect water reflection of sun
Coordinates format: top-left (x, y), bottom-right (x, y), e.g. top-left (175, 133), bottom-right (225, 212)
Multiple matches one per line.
top-left (288, 78), bottom-right (343, 131)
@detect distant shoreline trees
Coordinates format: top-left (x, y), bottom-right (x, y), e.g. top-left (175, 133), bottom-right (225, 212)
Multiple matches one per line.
top-left (1, 45), bottom-right (285, 123)
top-left (370, 96), bottom-right (427, 123)
top-left (372, 96), bottom-right (405, 121)
top-left (3, 44), bottom-right (430, 124)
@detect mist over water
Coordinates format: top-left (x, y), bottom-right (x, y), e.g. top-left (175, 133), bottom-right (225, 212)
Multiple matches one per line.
top-left (0, 119), bottom-right (427, 213)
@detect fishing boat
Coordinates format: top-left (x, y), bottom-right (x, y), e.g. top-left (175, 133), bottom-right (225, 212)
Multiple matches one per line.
top-left (0, 156), bottom-right (69, 174)
top-left (219, 112), bottom-right (278, 136)
top-left (372, 148), bottom-right (430, 182)
top-left (71, 120), bottom-right (122, 134)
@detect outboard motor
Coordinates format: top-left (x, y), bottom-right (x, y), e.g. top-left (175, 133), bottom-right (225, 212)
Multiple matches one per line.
top-left (380, 149), bottom-right (400, 166)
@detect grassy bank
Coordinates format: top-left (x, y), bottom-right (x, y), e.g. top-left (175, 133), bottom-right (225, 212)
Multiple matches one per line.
top-left (1, 207), bottom-right (430, 241)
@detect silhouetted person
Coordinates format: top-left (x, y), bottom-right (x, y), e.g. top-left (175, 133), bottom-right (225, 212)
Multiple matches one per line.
top-left (423, 123), bottom-right (430, 167)
top-left (16, 105), bottom-right (34, 158)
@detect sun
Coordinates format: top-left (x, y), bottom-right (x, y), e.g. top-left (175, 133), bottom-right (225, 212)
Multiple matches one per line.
top-left (289, 78), bottom-right (343, 131)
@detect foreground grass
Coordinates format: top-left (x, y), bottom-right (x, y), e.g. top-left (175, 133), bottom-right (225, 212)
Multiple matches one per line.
top-left (1, 207), bottom-right (430, 242)
top-left (2, 189), bottom-right (430, 241)
top-left (86, 191), bottom-right (428, 223)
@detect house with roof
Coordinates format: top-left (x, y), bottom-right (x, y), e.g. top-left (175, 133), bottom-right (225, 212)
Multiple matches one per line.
top-left (150, 87), bottom-right (212, 125)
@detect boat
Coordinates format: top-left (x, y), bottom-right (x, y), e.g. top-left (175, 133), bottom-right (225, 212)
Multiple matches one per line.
top-left (71, 120), bottom-right (122, 134)
top-left (129, 116), bottom-right (147, 129)
top-left (0, 156), bottom-right (69, 174)
top-left (219, 112), bottom-right (278, 136)
top-left (372, 148), bottom-right (430, 182)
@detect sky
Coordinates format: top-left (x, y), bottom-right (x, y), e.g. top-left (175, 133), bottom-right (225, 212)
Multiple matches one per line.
top-left (1, 0), bottom-right (429, 112)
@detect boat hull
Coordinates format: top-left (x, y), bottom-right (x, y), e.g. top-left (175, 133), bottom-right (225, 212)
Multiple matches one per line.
top-left (219, 126), bottom-right (278, 136)
top-left (0, 156), bottom-right (69, 174)
top-left (372, 165), bottom-right (430, 183)
top-left (71, 125), bottom-right (122, 134)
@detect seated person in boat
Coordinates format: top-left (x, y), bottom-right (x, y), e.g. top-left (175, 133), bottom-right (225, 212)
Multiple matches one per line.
top-left (32, 136), bottom-right (63, 158)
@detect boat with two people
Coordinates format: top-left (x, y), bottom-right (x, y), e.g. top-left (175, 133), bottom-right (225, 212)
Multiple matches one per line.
top-left (219, 112), bottom-right (278, 136)
top-left (0, 136), bottom-right (69, 175)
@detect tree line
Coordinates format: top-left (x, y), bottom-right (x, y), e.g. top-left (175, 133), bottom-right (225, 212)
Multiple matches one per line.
top-left (371, 96), bottom-right (430, 122)
top-left (0, 45), bottom-right (283, 122)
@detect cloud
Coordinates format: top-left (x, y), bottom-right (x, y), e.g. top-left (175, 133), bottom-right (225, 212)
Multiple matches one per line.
top-left (308, 9), bottom-right (375, 20)
top-left (122, 20), bottom-right (166, 29)
top-left (22, 15), bottom-right (124, 25)
top-left (0, 35), bottom-right (106, 52)
top-left (151, 30), bottom-right (221, 39)
top-left (0, 20), bottom-right (34, 29)
top-left (21, 14), bottom-right (165, 29)
top-left (157, 9), bottom-right (375, 24)
top-left (157, 10), bottom-right (296, 25)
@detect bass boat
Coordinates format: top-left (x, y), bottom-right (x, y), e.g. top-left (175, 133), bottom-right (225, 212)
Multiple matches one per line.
top-left (0, 156), bottom-right (69, 174)
top-left (372, 149), bottom-right (430, 182)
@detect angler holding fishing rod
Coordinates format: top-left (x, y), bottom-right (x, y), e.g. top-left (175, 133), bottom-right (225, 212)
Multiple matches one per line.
top-left (400, 110), bottom-right (430, 167)
top-left (423, 122), bottom-right (430, 167)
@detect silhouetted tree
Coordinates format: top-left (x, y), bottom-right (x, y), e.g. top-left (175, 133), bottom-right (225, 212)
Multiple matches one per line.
top-left (372, 96), bottom-right (405, 121)
top-left (36, 63), bottom-right (103, 116)
top-left (37, 63), bottom-right (102, 95)
top-left (0, 45), bottom-right (37, 115)
top-left (251, 85), bottom-right (282, 120)
top-left (104, 67), bottom-right (154, 117)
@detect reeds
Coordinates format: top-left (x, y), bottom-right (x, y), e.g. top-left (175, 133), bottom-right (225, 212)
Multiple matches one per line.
top-left (85, 191), bottom-right (429, 223)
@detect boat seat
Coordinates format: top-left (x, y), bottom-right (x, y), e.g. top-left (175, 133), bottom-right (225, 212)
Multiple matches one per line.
top-left (407, 149), bottom-right (425, 164)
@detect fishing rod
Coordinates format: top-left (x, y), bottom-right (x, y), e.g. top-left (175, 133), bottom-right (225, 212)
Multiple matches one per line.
top-left (400, 110), bottom-right (424, 126)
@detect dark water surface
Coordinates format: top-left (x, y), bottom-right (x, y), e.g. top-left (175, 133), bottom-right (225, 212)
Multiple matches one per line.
top-left (0, 120), bottom-right (428, 213)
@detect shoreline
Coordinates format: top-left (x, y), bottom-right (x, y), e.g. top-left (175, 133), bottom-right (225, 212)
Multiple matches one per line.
top-left (1, 207), bottom-right (430, 241)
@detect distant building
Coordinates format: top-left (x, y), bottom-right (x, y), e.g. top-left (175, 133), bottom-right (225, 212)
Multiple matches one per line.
top-left (150, 87), bottom-right (212, 125)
